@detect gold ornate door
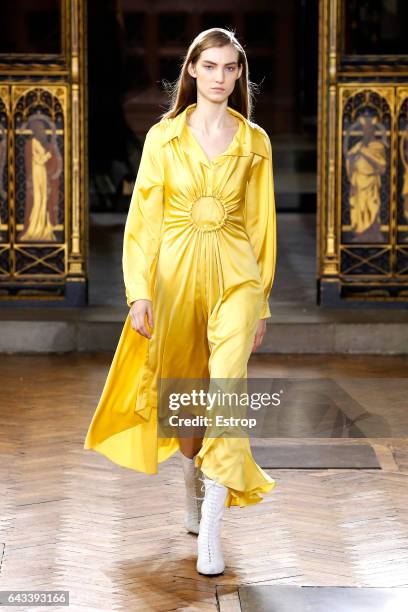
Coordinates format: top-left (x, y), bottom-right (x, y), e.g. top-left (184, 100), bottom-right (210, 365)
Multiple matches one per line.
top-left (318, 0), bottom-right (408, 305)
top-left (0, 0), bottom-right (87, 305)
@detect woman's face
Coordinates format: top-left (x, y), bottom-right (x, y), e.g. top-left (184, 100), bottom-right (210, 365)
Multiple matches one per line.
top-left (188, 44), bottom-right (243, 104)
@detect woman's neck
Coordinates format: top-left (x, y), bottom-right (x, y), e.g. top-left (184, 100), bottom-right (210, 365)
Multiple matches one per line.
top-left (187, 99), bottom-right (237, 134)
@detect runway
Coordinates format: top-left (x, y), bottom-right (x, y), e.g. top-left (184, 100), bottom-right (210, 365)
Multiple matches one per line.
top-left (1, 353), bottom-right (407, 610)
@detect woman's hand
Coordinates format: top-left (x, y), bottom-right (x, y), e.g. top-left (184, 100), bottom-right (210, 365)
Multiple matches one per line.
top-left (130, 299), bottom-right (154, 339)
top-left (251, 319), bottom-right (267, 353)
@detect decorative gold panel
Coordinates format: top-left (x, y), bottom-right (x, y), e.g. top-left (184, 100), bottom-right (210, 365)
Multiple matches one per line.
top-left (339, 87), bottom-right (392, 246)
top-left (0, 0), bottom-right (87, 305)
top-left (0, 86), bottom-right (9, 270)
top-left (12, 85), bottom-right (67, 278)
top-left (318, 0), bottom-right (408, 304)
top-left (397, 89), bottom-right (408, 234)
top-left (338, 86), bottom-right (393, 279)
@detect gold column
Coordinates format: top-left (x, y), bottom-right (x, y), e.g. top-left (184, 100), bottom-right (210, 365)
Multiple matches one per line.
top-left (318, 0), bottom-right (340, 283)
top-left (68, 0), bottom-right (87, 282)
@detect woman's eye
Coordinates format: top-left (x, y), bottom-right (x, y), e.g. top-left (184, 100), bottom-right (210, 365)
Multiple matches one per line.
top-left (203, 65), bottom-right (235, 72)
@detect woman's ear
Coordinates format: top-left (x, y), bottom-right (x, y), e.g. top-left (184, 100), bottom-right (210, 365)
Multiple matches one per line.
top-left (187, 61), bottom-right (196, 79)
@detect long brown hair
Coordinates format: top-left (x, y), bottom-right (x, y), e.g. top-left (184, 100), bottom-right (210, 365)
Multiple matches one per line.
top-left (160, 27), bottom-right (257, 122)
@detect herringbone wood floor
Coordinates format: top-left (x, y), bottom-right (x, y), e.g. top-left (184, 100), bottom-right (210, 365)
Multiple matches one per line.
top-left (1, 354), bottom-right (408, 611)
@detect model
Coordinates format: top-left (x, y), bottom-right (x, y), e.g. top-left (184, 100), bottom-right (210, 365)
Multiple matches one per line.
top-left (84, 26), bottom-right (277, 576)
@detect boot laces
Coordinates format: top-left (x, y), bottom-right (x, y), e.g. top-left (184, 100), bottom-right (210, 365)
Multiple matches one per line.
top-left (193, 469), bottom-right (205, 501)
top-left (198, 476), bottom-right (223, 563)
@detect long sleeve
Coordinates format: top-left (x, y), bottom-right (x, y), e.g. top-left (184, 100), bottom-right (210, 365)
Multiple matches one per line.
top-left (122, 124), bottom-right (164, 307)
top-left (243, 131), bottom-right (277, 319)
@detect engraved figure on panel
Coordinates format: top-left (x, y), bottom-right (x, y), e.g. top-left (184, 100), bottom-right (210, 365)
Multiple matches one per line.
top-left (0, 124), bottom-right (6, 227)
top-left (400, 134), bottom-right (408, 223)
top-left (19, 115), bottom-right (62, 242)
top-left (345, 114), bottom-right (387, 241)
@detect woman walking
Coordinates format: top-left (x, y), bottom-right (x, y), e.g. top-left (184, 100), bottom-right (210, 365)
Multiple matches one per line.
top-left (84, 27), bottom-right (277, 576)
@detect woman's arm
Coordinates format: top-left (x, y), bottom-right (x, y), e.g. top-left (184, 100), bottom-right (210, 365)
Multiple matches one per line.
top-left (122, 124), bottom-right (164, 308)
top-left (244, 130), bottom-right (277, 319)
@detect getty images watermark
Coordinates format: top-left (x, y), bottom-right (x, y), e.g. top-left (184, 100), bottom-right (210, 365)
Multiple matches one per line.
top-left (155, 377), bottom-right (408, 439)
top-left (157, 377), bottom-right (283, 438)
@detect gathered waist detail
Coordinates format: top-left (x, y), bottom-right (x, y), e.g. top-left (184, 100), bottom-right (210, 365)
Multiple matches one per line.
top-left (163, 194), bottom-right (246, 235)
top-left (189, 195), bottom-right (227, 232)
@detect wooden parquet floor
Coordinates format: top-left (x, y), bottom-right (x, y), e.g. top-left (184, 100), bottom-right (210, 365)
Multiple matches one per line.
top-left (1, 353), bottom-right (408, 611)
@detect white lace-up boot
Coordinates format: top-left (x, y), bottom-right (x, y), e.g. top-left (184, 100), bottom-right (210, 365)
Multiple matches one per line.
top-left (196, 476), bottom-right (228, 575)
top-left (181, 453), bottom-right (204, 535)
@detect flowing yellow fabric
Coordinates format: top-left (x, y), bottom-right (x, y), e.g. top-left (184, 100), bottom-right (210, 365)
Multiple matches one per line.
top-left (84, 103), bottom-right (277, 507)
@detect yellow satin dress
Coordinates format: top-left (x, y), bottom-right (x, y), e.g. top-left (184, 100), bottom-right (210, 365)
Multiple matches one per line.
top-left (84, 103), bottom-right (277, 507)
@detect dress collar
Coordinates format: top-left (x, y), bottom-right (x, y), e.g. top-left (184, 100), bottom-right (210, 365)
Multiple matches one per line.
top-left (160, 102), bottom-right (269, 160)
